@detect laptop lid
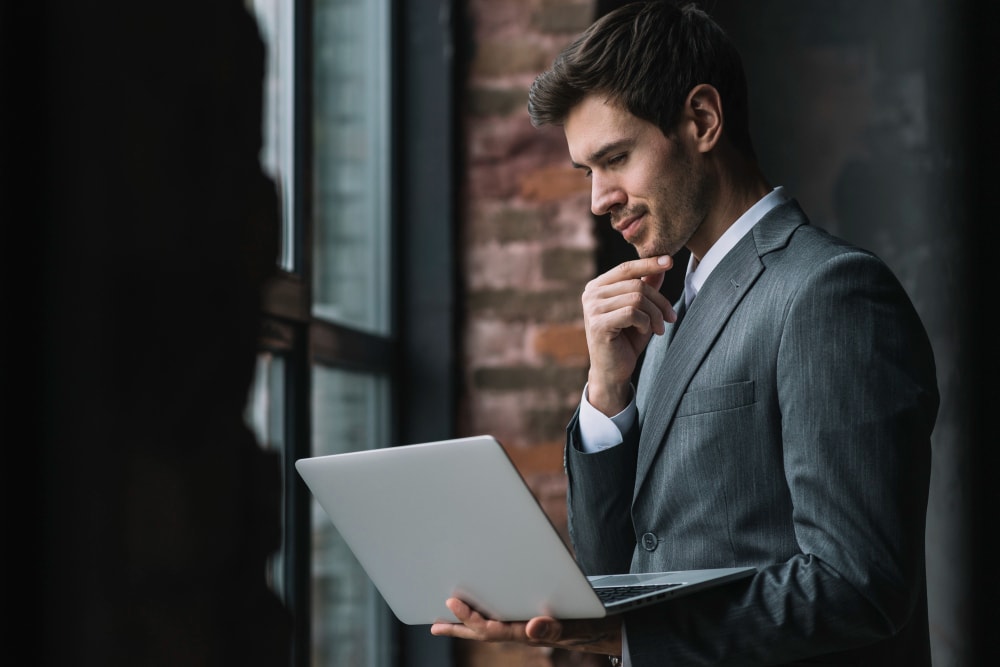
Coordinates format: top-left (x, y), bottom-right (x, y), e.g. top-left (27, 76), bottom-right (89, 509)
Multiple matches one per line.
top-left (295, 435), bottom-right (754, 625)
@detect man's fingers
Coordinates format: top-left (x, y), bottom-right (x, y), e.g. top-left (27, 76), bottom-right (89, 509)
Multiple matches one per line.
top-left (641, 266), bottom-right (666, 292)
top-left (587, 276), bottom-right (671, 311)
top-left (587, 283), bottom-right (677, 334)
top-left (430, 598), bottom-right (529, 644)
top-left (609, 255), bottom-right (673, 282)
top-left (445, 598), bottom-right (495, 631)
top-left (446, 597), bottom-right (471, 618)
top-left (586, 257), bottom-right (673, 311)
top-left (430, 601), bottom-right (621, 654)
top-left (588, 299), bottom-right (659, 337)
top-left (586, 255), bottom-right (673, 292)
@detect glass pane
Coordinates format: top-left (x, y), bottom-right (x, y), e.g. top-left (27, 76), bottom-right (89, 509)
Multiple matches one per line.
top-left (312, 0), bottom-right (391, 334)
top-left (311, 366), bottom-right (393, 667)
top-left (246, 0), bottom-right (296, 271)
top-left (246, 352), bottom-right (288, 600)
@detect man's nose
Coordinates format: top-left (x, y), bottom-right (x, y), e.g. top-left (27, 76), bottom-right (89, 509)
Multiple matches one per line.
top-left (591, 174), bottom-right (625, 216)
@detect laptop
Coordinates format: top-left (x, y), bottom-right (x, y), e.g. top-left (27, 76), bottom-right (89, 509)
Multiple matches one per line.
top-left (295, 435), bottom-right (756, 625)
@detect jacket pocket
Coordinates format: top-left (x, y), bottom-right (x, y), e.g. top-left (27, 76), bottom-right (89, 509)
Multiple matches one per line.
top-left (675, 380), bottom-right (755, 418)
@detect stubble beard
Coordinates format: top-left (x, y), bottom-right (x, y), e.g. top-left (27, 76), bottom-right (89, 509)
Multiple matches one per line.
top-left (629, 201), bottom-right (697, 260)
top-left (637, 161), bottom-right (709, 259)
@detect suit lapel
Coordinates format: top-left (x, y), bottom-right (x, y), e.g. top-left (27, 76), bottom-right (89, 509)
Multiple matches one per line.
top-left (632, 200), bottom-right (807, 499)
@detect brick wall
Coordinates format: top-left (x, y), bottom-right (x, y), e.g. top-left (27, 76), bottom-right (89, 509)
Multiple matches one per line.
top-left (460, 0), bottom-right (594, 538)
top-left (457, 1), bottom-right (607, 665)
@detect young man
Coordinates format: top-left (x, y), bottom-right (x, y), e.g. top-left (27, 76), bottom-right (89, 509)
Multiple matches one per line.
top-left (431, 1), bottom-right (939, 664)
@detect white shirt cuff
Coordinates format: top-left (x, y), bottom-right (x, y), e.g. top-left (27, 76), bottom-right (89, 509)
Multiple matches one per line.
top-left (578, 383), bottom-right (638, 452)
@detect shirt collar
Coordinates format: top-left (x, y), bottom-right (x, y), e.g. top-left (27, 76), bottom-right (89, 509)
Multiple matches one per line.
top-left (683, 186), bottom-right (789, 306)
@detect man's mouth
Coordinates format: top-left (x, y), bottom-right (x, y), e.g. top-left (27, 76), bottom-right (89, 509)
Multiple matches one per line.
top-left (613, 212), bottom-right (644, 243)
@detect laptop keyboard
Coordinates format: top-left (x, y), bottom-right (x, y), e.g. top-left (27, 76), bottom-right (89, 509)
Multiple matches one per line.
top-left (595, 583), bottom-right (683, 605)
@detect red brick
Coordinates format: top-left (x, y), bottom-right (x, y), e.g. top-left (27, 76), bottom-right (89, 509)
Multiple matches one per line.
top-left (520, 164), bottom-right (590, 202)
top-left (534, 324), bottom-right (589, 364)
top-left (470, 37), bottom-right (552, 77)
top-left (531, 0), bottom-right (595, 34)
top-left (502, 438), bottom-right (565, 477)
top-left (541, 246), bottom-right (595, 283)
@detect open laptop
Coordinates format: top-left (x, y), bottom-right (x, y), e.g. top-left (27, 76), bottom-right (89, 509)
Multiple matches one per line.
top-left (295, 435), bottom-right (755, 625)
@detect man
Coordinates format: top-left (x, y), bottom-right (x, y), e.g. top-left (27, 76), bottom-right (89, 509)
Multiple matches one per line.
top-left (431, 1), bottom-right (939, 664)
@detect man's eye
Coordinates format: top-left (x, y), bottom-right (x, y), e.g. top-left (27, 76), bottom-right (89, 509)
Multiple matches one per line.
top-left (608, 153), bottom-right (626, 166)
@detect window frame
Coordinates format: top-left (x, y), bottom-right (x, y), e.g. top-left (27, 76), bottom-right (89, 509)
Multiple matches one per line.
top-left (250, 1), bottom-right (458, 665)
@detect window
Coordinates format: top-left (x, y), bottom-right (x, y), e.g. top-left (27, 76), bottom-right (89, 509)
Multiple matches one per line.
top-left (242, 1), bottom-right (456, 666)
top-left (308, 1), bottom-right (396, 664)
top-left (312, 0), bottom-right (392, 334)
top-left (310, 368), bottom-right (393, 666)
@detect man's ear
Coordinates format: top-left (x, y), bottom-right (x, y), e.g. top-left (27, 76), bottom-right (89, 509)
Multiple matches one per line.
top-left (685, 83), bottom-right (723, 153)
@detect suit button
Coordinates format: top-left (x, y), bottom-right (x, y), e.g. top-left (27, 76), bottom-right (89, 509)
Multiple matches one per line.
top-left (640, 532), bottom-right (658, 551)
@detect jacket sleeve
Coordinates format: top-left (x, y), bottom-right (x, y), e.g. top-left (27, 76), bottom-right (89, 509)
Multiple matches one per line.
top-left (565, 408), bottom-right (640, 576)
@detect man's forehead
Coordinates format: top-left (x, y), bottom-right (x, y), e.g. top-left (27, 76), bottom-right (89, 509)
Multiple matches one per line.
top-left (564, 96), bottom-right (646, 162)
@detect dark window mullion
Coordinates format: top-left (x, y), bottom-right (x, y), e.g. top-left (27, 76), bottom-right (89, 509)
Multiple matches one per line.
top-left (284, 321), bottom-right (312, 667)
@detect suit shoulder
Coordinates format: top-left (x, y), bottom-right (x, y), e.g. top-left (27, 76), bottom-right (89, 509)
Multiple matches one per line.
top-left (784, 223), bottom-right (882, 267)
top-left (755, 200), bottom-right (877, 265)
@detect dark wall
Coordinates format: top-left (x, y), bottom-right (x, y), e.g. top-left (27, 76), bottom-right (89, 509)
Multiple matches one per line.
top-left (3, 2), bottom-right (292, 665)
top-left (712, 3), bottom-right (999, 665)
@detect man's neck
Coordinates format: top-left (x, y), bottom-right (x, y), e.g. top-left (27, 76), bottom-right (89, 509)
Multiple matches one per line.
top-left (689, 154), bottom-right (770, 262)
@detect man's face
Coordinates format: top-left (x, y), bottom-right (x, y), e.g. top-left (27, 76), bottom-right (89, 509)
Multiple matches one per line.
top-left (564, 94), bottom-right (709, 259)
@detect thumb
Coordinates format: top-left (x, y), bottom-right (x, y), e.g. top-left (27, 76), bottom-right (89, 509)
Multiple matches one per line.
top-left (640, 255), bottom-right (672, 290)
top-left (526, 617), bottom-right (561, 642)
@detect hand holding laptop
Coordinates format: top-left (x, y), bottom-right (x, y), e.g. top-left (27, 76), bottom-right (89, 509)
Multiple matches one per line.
top-left (430, 596), bottom-right (623, 658)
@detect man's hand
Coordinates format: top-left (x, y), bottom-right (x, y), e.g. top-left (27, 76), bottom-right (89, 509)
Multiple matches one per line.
top-left (430, 597), bottom-right (623, 657)
top-left (583, 255), bottom-right (677, 416)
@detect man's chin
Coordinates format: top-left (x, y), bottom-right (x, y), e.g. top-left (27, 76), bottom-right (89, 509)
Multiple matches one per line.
top-left (634, 242), bottom-right (671, 260)
top-left (629, 236), bottom-right (651, 258)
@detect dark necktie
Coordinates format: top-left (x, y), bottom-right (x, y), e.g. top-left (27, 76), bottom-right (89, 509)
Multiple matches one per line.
top-left (673, 297), bottom-right (687, 329)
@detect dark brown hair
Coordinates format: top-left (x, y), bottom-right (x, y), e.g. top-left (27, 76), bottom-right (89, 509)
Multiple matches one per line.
top-left (527, 0), bottom-right (756, 160)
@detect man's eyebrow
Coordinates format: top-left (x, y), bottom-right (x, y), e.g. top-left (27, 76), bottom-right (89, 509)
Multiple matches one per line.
top-left (570, 139), bottom-right (634, 169)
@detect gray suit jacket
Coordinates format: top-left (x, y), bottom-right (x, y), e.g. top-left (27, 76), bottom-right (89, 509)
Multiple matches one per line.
top-left (565, 200), bottom-right (939, 666)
